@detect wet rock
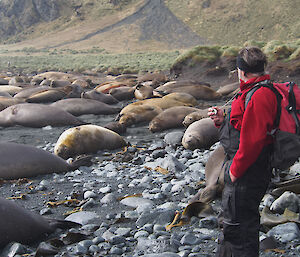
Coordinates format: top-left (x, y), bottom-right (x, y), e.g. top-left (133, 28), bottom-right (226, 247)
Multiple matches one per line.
top-left (180, 233), bottom-right (200, 245)
top-left (267, 222), bottom-right (300, 243)
top-left (270, 191), bottom-right (300, 214)
top-left (164, 131), bottom-right (184, 148)
top-left (65, 211), bottom-right (99, 225)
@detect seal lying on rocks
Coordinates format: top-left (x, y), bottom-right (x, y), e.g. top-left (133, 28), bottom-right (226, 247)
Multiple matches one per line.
top-left (149, 106), bottom-right (200, 132)
top-left (0, 197), bottom-right (79, 249)
top-left (182, 118), bottom-right (219, 150)
top-left (0, 142), bottom-right (92, 179)
top-left (0, 103), bottom-right (84, 128)
top-left (54, 125), bottom-right (127, 159)
top-left (50, 98), bottom-right (120, 116)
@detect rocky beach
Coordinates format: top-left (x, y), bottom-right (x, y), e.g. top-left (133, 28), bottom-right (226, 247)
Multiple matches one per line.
top-left (0, 69), bottom-right (300, 257)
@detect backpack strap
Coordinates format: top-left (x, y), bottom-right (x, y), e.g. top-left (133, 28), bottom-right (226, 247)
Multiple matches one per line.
top-left (287, 82), bottom-right (300, 134)
top-left (244, 80), bottom-right (282, 129)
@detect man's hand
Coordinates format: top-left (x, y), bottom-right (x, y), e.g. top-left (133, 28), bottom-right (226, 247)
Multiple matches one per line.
top-left (208, 107), bottom-right (224, 126)
top-left (229, 170), bottom-right (237, 183)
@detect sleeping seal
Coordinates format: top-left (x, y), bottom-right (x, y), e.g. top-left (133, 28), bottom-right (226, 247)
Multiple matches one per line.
top-left (0, 198), bottom-right (79, 249)
top-left (0, 142), bottom-right (92, 179)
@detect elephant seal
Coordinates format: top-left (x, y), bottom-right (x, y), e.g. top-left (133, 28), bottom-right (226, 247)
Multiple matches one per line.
top-left (118, 105), bottom-right (162, 127)
top-left (50, 98), bottom-right (120, 116)
top-left (13, 86), bottom-right (50, 99)
top-left (0, 91), bottom-right (12, 97)
top-left (182, 109), bottom-right (209, 127)
top-left (137, 72), bottom-right (167, 84)
top-left (162, 92), bottom-right (198, 106)
top-left (0, 198), bottom-right (80, 249)
top-left (54, 125), bottom-right (127, 159)
top-left (160, 85), bottom-right (221, 100)
top-left (182, 118), bottom-right (219, 150)
top-left (0, 142), bottom-right (92, 179)
top-left (134, 84), bottom-right (155, 100)
top-left (0, 85), bottom-right (23, 96)
top-left (149, 106), bottom-right (199, 132)
top-left (81, 89), bottom-right (119, 104)
top-left (26, 89), bottom-right (66, 103)
top-left (120, 97), bottom-right (193, 116)
top-left (0, 96), bottom-right (25, 110)
top-left (216, 82), bottom-right (239, 96)
top-left (189, 145), bottom-right (226, 203)
top-left (108, 86), bottom-right (135, 101)
top-left (0, 103), bottom-right (84, 128)
top-left (95, 82), bottom-right (129, 94)
top-left (156, 80), bottom-right (209, 91)
top-left (50, 80), bottom-right (71, 88)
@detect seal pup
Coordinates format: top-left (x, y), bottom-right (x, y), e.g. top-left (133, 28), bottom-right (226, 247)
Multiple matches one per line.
top-left (0, 142), bottom-right (92, 179)
top-left (54, 125), bottom-right (127, 159)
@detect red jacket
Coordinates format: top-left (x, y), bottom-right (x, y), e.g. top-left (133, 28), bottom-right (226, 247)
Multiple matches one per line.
top-left (229, 75), bottom-right (277, 178)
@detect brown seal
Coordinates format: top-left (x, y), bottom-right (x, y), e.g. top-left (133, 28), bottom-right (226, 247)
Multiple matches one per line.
top-left (54, 125), bottom-right (127, 159)
top-left (149, 106), bottom-right (199, 132)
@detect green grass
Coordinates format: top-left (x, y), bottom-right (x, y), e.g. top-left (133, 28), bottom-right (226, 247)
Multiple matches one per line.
top-left (0, 50), bottom-right (180, 74)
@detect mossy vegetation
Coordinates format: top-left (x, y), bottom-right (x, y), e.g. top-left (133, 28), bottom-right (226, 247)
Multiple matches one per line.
top-left (0, 40), bottom-right (299, 75)
top-left (0, 49), bottom-right (180, 74)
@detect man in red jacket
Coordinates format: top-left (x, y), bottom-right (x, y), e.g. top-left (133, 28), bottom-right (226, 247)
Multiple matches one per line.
top-left (209, 47), bottom-right (277, 257)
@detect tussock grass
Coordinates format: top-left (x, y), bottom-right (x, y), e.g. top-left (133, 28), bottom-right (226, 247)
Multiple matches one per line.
top-left (0, 50), bottom-right (180, 74)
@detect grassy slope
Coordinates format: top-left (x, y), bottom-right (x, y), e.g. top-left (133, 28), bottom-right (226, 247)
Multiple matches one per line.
top-left (1, 0), bottom-right (299, 52)
top-left (165, 0), bottom-right (300, 46)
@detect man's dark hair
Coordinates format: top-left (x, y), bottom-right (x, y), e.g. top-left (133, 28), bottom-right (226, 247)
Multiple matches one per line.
top-left (237, 47), bottom-right (267, 75)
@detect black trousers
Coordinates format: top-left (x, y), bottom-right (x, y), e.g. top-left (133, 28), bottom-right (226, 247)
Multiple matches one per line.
top-left (216, 151), bottom-right (272, 257)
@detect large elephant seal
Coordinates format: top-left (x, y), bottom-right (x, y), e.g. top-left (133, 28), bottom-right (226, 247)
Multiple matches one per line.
top-left (162, 92), bottom-right (198, 106)
top-left (149, 106), bottom-right (199, 132)
top-left (0, 103), bottom-right (84, 128)
top-left (189, 145), bottom-right (226, 203)
top-left (13, 86), bottom-right (50, 99)
top-left (81, 89), bottom-right (119, 104)
top-left (0, 142), bottom-right (92, 179)
top-left (182, 109), bottom-right (209, 127)
top-left (54, 125), bottom-right (127, 159)
top-left (0, 198), bottom-right (79, 249)
top-left (0, 85), bottom-right (23, 96)
top-left (118, 104), bottom-right (162, 127)
top-left (109, 86), bottom-right (135, 101)
top-left (26, 89), bottom-right (66, 103)
top-left (50, 98), bottom-right (120, 116)
top-left (0, 96), bottom-right (25, 110)
top-left (216, 82), bottom-right (239, 96)
top-left (161, 85), bottom-right (221, 100)
top-left (120, 97), bottom-right (193, 116)
top-left (182, 118), bottom-right (219, 150)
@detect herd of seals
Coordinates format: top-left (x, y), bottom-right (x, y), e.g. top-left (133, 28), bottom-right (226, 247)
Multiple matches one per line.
top-left (0, 70), bottom-right (299, 254)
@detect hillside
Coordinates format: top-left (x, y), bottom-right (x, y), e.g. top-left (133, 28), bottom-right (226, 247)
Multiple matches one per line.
top-left (0, 0), bottom-right (299, 52)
